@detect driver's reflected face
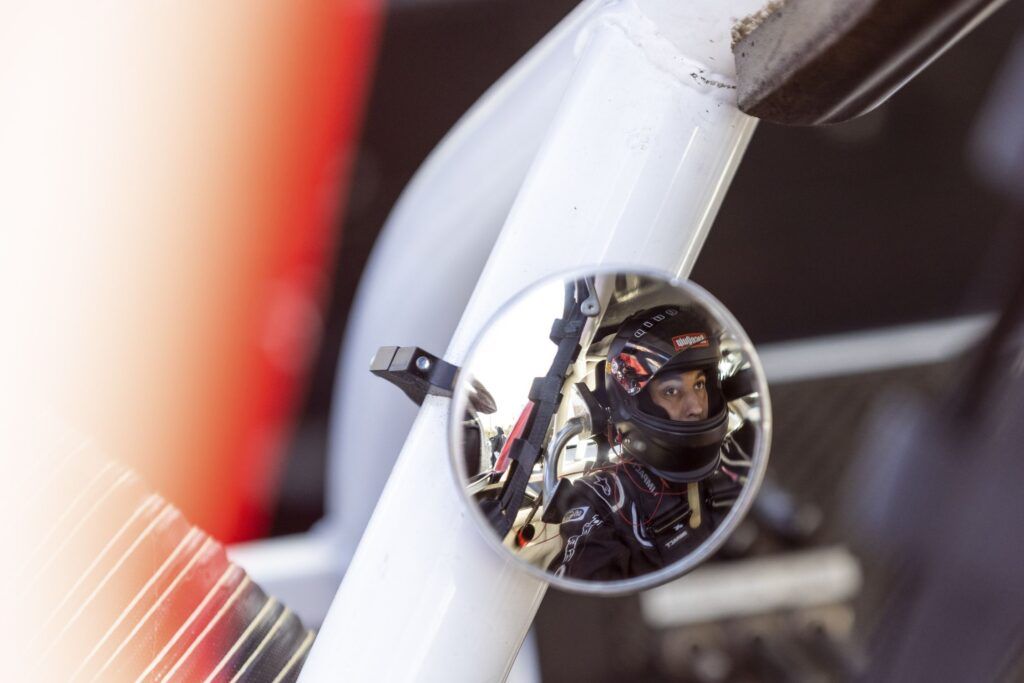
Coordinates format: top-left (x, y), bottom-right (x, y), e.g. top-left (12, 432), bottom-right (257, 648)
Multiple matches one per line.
top-left (648, 370), bottom-right (708, 422)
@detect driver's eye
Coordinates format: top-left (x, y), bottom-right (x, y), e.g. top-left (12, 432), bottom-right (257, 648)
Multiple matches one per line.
top-left (695, 380), bottom-right (706, 391)
top-left (662, 387), bottom-right (678, 397)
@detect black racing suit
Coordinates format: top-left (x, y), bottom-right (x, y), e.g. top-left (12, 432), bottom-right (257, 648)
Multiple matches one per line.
top-left (547, 458), bottom-right (742, 581)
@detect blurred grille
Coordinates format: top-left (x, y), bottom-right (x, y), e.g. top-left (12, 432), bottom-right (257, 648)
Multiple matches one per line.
top-left (15, 443), bottom-right (313, 683)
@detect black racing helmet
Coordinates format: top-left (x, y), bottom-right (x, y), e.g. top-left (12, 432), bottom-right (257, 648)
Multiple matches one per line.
top-left (604, 305), bottom-right (728, 481)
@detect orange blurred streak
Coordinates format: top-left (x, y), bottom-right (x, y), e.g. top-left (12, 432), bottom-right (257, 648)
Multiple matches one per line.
top-left (2, 2), bottom-right (382, 541)
top-left (155, 2), bottom-right (383, 540)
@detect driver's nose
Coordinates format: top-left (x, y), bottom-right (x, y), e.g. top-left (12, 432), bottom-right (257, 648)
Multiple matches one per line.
top-left (681, 390), bottom-right (704, 421)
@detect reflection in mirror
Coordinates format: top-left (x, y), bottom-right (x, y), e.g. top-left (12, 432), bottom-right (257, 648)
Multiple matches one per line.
top-left (451, 270), bottom-right (771, 594)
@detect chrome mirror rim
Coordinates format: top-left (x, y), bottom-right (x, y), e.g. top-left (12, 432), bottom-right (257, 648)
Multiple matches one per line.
top-left (447, 265), bottom-right (772, 596)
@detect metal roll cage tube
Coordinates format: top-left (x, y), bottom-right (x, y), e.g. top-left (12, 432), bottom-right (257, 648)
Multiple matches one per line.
top-left (543, 416), bottom-right (588, 505)
top-left (300, 0), bottom-right (773, 680)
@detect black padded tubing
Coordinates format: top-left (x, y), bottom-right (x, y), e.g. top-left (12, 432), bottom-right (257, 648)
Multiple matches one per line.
top-left (722, 367), bottom-right (757, 401)
top-left (486, 280), bottom-right (589, 537)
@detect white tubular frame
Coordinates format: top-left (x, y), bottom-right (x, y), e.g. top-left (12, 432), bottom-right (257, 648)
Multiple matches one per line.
top-left (326, 0), bottom-right (608, 567)
top-left (300, 0), bottom-right (768, 680)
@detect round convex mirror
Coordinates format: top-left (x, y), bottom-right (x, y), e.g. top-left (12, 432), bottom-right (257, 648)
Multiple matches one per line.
top-left (449, 269), bottom-right (771, 595)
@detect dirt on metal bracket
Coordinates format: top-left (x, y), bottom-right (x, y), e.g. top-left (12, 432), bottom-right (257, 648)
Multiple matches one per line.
top-left (732, 0), bottom-right (1008, 126)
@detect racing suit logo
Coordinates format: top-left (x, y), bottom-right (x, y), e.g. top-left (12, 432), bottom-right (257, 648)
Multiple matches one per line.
top-left (561, 514), bottom-right (603, 563)
top-left (664, 529), bottom-right (690, 549)
top-left (632, 464), bottom-right (658, 493)
top-left (561, 506), bottom-right (589, 524)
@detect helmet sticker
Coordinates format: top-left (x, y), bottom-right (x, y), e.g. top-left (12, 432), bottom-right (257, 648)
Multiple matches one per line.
top-left (630, 307), bottom-right (679, 339)
top-left (671, 333), bottom-right (709, 351)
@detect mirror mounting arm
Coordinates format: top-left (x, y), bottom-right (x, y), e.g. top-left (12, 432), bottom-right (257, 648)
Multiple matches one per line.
top-left (370, 345), bottom-right (460, 406)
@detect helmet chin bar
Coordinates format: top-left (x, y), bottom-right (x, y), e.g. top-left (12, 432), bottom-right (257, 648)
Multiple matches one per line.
top-left (615, 402), bottom-right (730, 482)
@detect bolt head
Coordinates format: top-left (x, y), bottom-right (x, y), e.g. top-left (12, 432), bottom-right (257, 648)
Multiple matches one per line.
top-left (415, 356), bottom-right (431, 371)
